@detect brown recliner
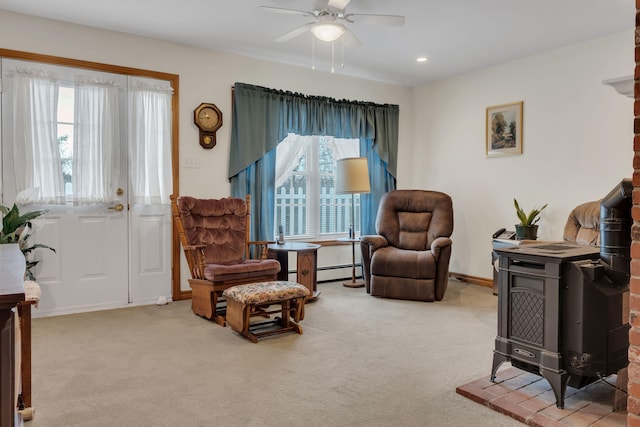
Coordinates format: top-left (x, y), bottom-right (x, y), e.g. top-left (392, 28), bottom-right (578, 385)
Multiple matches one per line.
top-left (563, 200), bottom-right (600, 246)
top-left (170, 195), bottom-right (281, 326)
top-left (360, 190), bottom-right (454, 302)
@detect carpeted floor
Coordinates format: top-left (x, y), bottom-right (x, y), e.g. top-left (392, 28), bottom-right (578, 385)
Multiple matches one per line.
top-left (456, 366), bottom-right (627, 426)
top-left (22, 279), bottom-right (530, 426)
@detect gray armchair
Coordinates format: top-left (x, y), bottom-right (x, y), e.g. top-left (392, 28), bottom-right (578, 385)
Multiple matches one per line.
top-left (360, 190), bottom-right (454, 302)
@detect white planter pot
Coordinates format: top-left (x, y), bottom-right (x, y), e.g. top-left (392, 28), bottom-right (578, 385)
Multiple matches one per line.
top-left (0, 243), bottom-right (25, 293)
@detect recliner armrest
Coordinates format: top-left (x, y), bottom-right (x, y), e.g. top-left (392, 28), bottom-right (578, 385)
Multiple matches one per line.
top-left (431, 237), bottom-right (452, 259)
top-left (360, 235), bottom-right (388, 294)
top-left (360, 235), bottom-right (388, 253)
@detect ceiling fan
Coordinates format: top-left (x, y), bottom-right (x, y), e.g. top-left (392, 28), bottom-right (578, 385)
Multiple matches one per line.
top-left (259, 0), bottom-right (405, 45)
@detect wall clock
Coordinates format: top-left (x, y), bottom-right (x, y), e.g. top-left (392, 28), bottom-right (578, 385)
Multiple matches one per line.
top-left (194, 103), bottom-right (222, 149)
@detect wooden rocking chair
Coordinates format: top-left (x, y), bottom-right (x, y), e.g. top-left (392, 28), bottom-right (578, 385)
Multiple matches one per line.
top-left (170, 194), bottom-right (280, 326)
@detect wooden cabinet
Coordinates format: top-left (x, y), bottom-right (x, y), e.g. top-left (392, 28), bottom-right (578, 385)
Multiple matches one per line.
top-left (0, 293), bottom-right (24, 427)
top-left (268, 242), bottom-right (320, 300)
top-left (0, 244), bottom-right (26, 427)
top-left (295, 248), bottom-right (318, 297)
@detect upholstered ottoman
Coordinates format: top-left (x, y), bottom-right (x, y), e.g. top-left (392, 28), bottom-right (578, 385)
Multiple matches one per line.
top-left (222, 281), bottom-right (310, 343)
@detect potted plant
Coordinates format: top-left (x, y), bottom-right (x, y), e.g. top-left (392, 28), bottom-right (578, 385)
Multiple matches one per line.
top-left (514, 198), bottom-right (548, 240)
top-left (1, 203), bottom-right (56, 280)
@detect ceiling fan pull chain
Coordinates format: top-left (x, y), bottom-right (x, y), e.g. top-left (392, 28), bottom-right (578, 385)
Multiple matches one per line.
top-left (331, 41), bottom-right (335, 73)
top-left (341, 37), bottom-right (345, 69)
top-left (312, 36), bottom-right (316, 71)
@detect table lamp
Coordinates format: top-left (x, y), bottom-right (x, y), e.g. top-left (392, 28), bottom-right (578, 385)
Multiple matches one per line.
top-left (336, 157), bottom-right (370, 288)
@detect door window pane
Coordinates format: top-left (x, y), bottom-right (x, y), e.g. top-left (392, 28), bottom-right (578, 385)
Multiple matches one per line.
top-left (57, 86), bottom-right (74, 197)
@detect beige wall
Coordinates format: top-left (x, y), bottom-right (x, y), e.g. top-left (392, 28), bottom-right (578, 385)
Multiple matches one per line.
top-left (0, 10), bottom-right (633, 282)
top-left (412, 29), bottom-right (634, 278)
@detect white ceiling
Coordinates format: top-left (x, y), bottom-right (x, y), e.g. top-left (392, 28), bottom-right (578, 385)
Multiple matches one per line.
top-left (0, 0), bottom-right (634, 86)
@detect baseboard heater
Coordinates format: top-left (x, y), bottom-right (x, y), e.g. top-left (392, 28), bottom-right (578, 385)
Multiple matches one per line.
top-left (286, 263), bottom-right (363, 284)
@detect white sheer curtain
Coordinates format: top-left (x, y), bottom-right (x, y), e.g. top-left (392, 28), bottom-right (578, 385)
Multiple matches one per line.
top-left (129, 78), bottom-right (173, 205)
top-left (275, 134), bottom-right (359, 188)
top-left (11, 69), bottom-right (65, 204)
top-left (324, 136), bottom-right (358, 160)
top-left (73, 77), bottom-right (120, 204)
top-left (275, 134), bottom-right (308, 188)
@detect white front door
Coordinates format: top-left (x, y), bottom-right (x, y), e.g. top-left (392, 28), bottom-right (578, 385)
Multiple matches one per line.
top-left (1, 58), bottom-right (172, 316)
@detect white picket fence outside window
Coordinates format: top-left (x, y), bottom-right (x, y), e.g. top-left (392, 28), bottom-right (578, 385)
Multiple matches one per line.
top-left (275, 187), bottom-right (360, 239)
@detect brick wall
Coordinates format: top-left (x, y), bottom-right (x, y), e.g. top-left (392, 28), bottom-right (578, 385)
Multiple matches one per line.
top-left (630, 3), bottom-right (640, 425)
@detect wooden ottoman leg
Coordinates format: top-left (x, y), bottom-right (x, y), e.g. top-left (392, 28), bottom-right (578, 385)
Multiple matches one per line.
top-left (291, 297), bottom-right (305, 322)
top-left (280, 300), bottom-right (290, 328)
top-left (225, 298), bottom-right (245, 333)
top-left (226, 298), bottom-right (258, 343)
top-left (289, 298), bottom-right (303, 335)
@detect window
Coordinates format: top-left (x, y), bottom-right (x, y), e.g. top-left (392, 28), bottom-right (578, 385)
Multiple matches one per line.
top-left (275, 134), bottom-right (359, 240)
top-left (57, 86), bottom-right (75, 197)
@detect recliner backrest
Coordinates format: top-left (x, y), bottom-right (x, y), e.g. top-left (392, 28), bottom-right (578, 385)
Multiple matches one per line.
top-left (177, 196), bottom-right (247, 264)
top-left (563, 200), bottom-right (600, 246)
top-left (375, 190), bottom-right (453, 250)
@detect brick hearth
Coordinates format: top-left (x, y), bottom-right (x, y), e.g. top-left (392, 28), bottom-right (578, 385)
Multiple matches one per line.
top-left (456, 366), bottom-right (627, 426)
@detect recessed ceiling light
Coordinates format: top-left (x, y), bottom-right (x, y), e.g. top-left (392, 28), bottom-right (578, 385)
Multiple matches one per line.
top-left (416, 56), bottom-right (428, 63)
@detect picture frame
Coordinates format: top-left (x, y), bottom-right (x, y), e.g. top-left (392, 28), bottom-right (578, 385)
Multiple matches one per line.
top-left (486, 101), bottom-right (523, 157)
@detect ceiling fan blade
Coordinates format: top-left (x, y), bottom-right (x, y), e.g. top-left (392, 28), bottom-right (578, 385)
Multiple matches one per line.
top-left (345, 13), bottom-right (405, 26)
top-left (342, 27), bottom-right (361, 47)
top-left (258, 6), bottom-right (314, 17)
top-left (328, 0), bottom-right (351, 11)
top-left (275, 23), bottom-right (315, 42)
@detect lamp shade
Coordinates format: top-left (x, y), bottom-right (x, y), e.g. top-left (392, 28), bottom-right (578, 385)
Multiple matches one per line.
top-left (336, 157), bottom-right (370, 194)
top-left (311, 22), bottom-right (345, 42)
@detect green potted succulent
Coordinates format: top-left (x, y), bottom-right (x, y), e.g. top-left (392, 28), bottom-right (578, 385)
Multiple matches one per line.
top-left (0, 203), bottom-right (56, 280)
top-left (514, 198), bottom-right (548, 240)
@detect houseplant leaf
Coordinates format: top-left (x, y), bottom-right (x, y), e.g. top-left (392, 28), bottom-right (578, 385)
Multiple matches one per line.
top-left (0, 203), bottom-right (55, 280)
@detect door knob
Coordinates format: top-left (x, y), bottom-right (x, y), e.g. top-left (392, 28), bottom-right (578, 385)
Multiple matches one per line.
top-left (108, 204), bottom-right (124, 212)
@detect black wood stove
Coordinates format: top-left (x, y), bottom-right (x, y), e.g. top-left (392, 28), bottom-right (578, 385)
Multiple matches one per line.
top-left (491, 180), bottom-right (632, 409)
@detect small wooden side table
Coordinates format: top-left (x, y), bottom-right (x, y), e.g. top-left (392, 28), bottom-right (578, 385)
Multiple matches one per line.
top-left (338, 237), bottom-right (364, 288)
top-left (267, 242), bottom-right (321, 301)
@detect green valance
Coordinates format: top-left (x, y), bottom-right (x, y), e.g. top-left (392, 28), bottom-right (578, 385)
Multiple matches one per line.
top-left (228, 82), bottom-right (399, 180)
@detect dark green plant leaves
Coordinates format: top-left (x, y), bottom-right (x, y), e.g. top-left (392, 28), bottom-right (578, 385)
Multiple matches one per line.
top-left (1, 203), bottom-right (55, 280)
top-left (514, 198), bottom-right (548, 226)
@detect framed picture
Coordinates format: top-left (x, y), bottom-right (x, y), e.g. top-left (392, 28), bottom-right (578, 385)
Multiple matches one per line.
top-left (486, 101), bottom-right (523, 157)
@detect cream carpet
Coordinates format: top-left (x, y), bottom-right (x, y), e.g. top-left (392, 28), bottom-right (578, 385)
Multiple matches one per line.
top-left (24, 279), bottom-right (521, 427)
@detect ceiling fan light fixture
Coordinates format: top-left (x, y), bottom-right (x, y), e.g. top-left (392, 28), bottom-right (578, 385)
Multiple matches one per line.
top-left (311, 22), bottom-right (345, 42)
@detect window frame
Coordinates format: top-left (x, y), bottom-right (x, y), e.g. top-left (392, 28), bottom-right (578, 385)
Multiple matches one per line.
top-left (274, 134), bottom-right (360, 242)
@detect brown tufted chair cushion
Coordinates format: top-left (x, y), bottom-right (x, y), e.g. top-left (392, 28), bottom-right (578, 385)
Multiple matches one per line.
top-left (360, 190), bottom-right (454, 302)
top-left (178, 196), bottom-right (247, 264)
top-left (563, 200), bottom-right (600, 246)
